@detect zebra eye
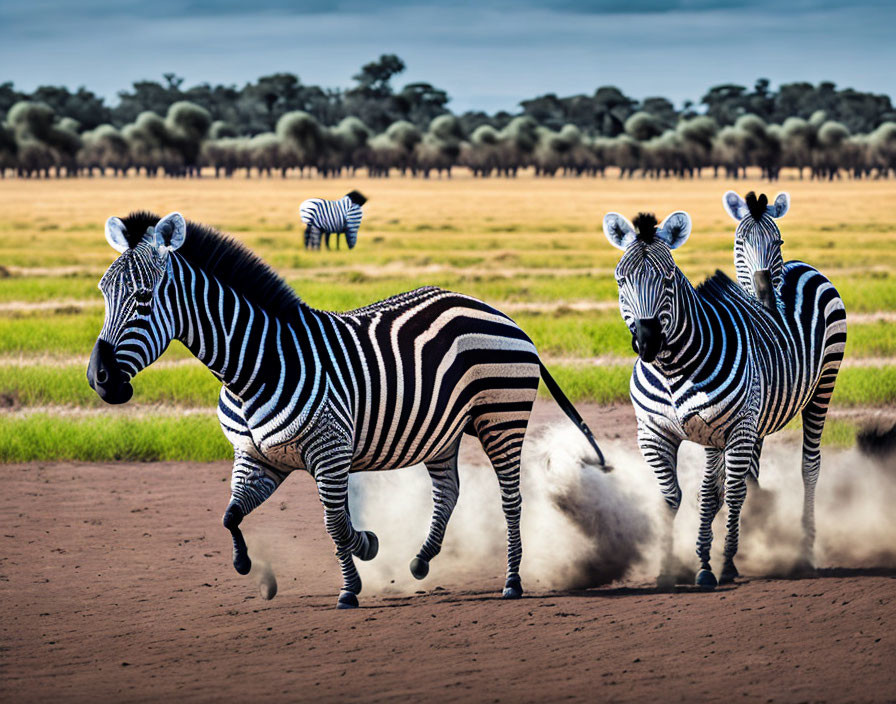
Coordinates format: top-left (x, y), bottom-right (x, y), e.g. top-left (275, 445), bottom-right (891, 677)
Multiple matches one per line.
top-left (134, 289), bottom-right (152, 304)
top-left (774, 239), bottom-right (783, 246)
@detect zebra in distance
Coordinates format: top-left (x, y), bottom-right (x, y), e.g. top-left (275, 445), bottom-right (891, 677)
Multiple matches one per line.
top-left (300, 190), bottom-right (366, 250)
top-left (87, 210), bottom-right (607, 609)
top-left (723, 190), bottom-right (790, 311)
top-left (603, 209), bottom-right (846, 589)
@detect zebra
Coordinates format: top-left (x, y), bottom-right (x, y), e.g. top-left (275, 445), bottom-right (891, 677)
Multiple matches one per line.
top-left (602, 209), bottom-right (846, 589)
top-left (300, 190), bottom-right (366, 250)
top-left (87, 210), bottom-right (607, 609)
top-left (723, 190), bottom-right (790, 311)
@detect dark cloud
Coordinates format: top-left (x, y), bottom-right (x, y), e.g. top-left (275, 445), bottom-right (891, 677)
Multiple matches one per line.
top-left (0, 1), bottom-right (892, 114)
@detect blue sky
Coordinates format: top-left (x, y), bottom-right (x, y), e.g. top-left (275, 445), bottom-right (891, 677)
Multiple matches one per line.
top-left (1, 0), bottom-right (893, 113)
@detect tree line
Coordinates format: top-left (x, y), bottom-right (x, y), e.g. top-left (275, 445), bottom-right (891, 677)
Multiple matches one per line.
top-left (2, 56), bottom-right (895, 179)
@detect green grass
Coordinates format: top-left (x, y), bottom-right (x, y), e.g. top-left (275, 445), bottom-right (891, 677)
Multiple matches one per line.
top-left (5, 308), bottom-right (895, 362)
top-left (0, 413), bottom-right (231, 462)
top-left (539, 364), bottom-right (896, 407)
top-left (783, 416), bottom-right (859, 448)
top-left (832, 367), bottom-right (896, 406)
top-left (0, 363), bottom-right (221, 407)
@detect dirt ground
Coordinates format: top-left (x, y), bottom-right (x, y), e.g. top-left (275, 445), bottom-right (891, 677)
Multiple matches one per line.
top-left (2, 403), bottom-right (895, 703)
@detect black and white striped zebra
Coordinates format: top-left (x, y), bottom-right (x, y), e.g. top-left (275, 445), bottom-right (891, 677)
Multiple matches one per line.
top-left (300, 190), bottom-right (366, 250)
top-left (87, 211), bottom-right (607, 608)
top-left (603, 209), bottom-right (846, 589)
top-left (724, 190), bottom-right (790, 311)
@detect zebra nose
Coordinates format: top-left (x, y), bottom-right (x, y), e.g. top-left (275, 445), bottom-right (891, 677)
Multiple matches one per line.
top-left (753, 269), bottom-right (776, 311)
top-left (87, 339), bottom-right (134, 404)
top-left (634, 317), bottom-right (663, 363)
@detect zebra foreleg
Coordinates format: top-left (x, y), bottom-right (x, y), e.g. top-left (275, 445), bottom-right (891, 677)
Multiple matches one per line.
top-left (695, 448), bottom-right (726, 589)
top-left (222, 452), bottom-right (288, 575)
top-left (719, 425), bottom-right (759, 584)
top-left (639, 426), bottom-right (682, 590)
top-left (411, 442), bottom-right (462, 580)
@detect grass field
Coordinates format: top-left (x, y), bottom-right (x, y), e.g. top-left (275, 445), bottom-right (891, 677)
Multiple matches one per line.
top-left (1, 170), bottom-right (894, 461)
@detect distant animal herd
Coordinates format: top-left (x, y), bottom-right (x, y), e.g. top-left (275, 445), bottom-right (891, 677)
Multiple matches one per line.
top-left (86, 187), bottom-right (845, 607)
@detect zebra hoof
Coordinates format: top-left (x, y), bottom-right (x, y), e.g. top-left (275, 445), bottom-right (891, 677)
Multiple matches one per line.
top-left (355, 531), bottom-right (379, 561)
top-left (696, 569), bottom-right (717, 590)
top-left (337, 591), bottom-right (359, 609)
top-left (720, 562), bottom-right (739, 585)
top-left (233, 551), bottom-right (252, 576)
top-left (410, 557), bottom-right (430, 580)
top-left (502, 578), bottom-right (523, 599)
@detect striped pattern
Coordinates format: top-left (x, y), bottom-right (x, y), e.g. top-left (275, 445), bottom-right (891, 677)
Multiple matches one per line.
top-left (299, 195), bottom-right (363, 250)
top-left (93, 217), bottom-right (604, 606)
top-left (616, 235), bottom-right (846, 586)
top-left (733, 212), bottom-right (784, 303)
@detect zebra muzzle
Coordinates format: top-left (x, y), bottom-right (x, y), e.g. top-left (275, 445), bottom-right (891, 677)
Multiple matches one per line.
top-left (753, 269), bottom-right (776, 311)
top-left (86, 339), bottom-right (133, 405)
top-left (634, 317), bottom-right (663, 363)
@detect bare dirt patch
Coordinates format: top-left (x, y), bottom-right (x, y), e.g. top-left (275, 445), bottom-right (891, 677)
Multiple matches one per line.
top-left (2, 401), bottom-right (894, 702)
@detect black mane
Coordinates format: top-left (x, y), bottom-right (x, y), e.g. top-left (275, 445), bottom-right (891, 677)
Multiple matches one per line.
top-left (695, 269), bottom-right (753, 307)
top-left (632, 212), bottom-right (658, 243)
top-left (119, 211), bottom-right (305, 316)
top-left (346, 190), bottom-right (367, 206)
top-left (745, 191), bottom-right (768, 221)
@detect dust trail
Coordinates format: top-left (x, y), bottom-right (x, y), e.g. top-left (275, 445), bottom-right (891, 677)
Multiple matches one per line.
top-left (349, 424), bottom-right (654, 594)
top-left (347, 420), bottom-right (896, 595)
top-left (244, 539), bottom-right (279, 600)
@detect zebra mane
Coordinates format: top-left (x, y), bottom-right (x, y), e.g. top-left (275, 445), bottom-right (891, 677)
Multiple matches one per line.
top-left (695, 269), bottom-right (755, 308)
top-left (632, 213), bottom-right (658, 243)
top-left (745, 192), bottom-right (768, 221)
top-left (119, 211), bottom-right (305, 315)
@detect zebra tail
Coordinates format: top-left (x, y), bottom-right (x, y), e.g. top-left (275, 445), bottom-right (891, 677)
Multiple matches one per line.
top-left (538, 361), bottom-right (608, 470)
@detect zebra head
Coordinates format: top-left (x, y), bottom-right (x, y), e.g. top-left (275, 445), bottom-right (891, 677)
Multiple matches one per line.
top-left (604, 210), bottom-right (692, 364)
top-left (723, 190), bottom-right (789, 311)
top-left (87, 212), bottom-right (186, 404)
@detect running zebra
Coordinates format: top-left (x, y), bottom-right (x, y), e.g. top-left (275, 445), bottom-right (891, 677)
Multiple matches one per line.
top-left (300, 190), bottom-right (366, 250)
top-left (603, 209), bottom-right (846, 589)
top-left (87, 211), bottom-right (607, 609)
top-left (723, 190), bottom-right (790, 311)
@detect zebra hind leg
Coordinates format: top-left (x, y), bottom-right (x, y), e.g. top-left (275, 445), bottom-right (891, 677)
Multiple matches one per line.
top-left (410, 439), bottom-right (462, 580)
top-left (312, 454), bottom-right (373, 609)
top-left (796, 372), bottom-right (838, 574)
top-left (477, 417), bottom-right (529, 599)
top-left (695, 448), bottom-right (725, 590)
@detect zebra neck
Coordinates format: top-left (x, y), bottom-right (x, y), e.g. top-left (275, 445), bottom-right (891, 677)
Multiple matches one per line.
top-left (167, 256), bottom-right (299, 395)
top-left (651, 276), bottom-right (711, 377)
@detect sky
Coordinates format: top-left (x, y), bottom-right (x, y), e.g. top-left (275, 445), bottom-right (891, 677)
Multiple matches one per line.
top-left (1, 0), bottom-right (893, 114)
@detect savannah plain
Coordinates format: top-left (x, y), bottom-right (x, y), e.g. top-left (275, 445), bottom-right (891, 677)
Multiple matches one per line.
top-left (1, 171), bottom-right (895, 701)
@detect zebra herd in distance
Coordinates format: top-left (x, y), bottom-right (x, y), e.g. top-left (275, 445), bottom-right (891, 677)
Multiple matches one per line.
top-left (86, 187), bottom-right (845, 608)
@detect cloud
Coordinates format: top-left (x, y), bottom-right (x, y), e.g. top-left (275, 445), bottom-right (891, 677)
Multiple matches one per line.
top-left (1, 1), bottom-right (892, 114)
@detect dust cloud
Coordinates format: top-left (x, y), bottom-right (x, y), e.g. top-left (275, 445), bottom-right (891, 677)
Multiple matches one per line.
top-left (347, 419), bottom-right (896, 595)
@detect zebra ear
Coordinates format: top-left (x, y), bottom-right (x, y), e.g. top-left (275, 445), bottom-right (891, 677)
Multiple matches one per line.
top-left (153, 212), bottom-right (186, 252)
top-left (723, 191), bottom-right (749, 222)
top-left (657, 211), bottom-right (691, 250)
top-left (105, 217), bottom-right (130, 253)
top-left (770, 192), bottom-right (790, 219)
top-left (603, 212), bottom-right (637, 251)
